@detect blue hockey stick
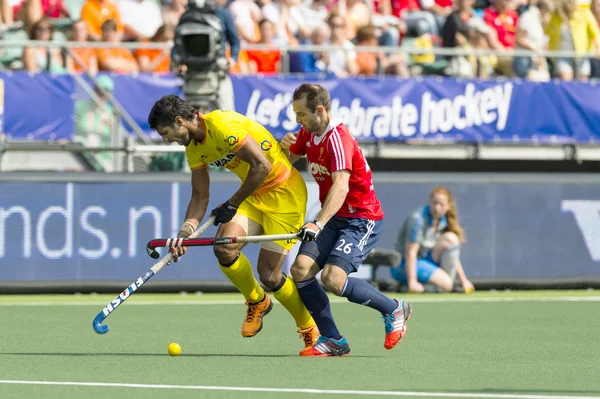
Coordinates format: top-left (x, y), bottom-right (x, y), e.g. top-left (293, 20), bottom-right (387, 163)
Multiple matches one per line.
top-left (92, 217), bottom-right (215, 334)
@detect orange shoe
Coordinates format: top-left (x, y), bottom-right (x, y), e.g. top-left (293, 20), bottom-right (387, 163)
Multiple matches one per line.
top-left (297, 325), bottom-right (320, 353)
top-left (241, 295), bottom-right (273, 338)
top-left (383, 299), bottom-right (412, 350)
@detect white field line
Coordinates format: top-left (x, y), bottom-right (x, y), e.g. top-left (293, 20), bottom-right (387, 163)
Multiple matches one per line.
top-left (0, 296), bottom-right (600, 307)
top-left (0, 380), bottom-right (598, 399)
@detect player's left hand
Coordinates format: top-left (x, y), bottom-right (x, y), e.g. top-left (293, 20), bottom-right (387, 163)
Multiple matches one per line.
top-left (211, 201), bottom-right (239, 226)
top-left (297, 221), bottom-right (321, 242)
top-left (462, 279), bottom-right (475, 294)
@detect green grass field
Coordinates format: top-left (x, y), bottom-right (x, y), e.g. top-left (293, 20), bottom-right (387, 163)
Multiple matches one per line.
top-left (1, 291), bottom-right (599, 399)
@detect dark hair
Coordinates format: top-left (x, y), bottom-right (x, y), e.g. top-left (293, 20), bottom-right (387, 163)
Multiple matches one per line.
top-left (101, 19), bottom-right (117, 32)
top-left (30, 18), bottom-right (54, 40)
top-left (258, 19), bottom-right (273, 29)
top-left (148, 95), bottom-right (198, 130)
top-left (293, 84), bottom-right (330, 113)
top-left (355, 25), bottom-right (377, 43)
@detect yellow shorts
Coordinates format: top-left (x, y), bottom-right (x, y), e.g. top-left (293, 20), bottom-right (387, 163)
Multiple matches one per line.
top-left (232, 168), bottom-right (307, 252)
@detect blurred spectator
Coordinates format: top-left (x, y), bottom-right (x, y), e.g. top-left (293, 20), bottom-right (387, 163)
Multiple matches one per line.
top-left (546, 0), bottom-right (600, 80)
top-left (118, 0), bottom-right (163, 41)
top-left (446, 17), bottom-right (498, 77)
top-left (81, 0), bottom-right (123, 41)
top-left (12, 0), bottom-right (70, 27)
top-left (335, 0), bottom-right (371, 39)
top-left (74, 74), bottom-right (121, 172)
top-left (1, 0), bottom-right (13, 26)
top-left (96, 19), bottom-right (139, 73)
top-left (420, 0), bottom-right (453, 35)
top-left (468, 17), bottom-right (498, 77)
top-left (442, 0), bottom-right (474, 49)
top-left (388, 0), bottom-right (440, 38)
top-left (289, 23), bottom-right (330, 73)
top-left (66, 19), bottom-right (99, 74)
top-left (355, 24), bottom-right (409, 75)
top-left (513, 0), bottom-right (551, 81)
top-left (246, 18), bottom-right (281, 73)
top-left (135, 24), bottom-right (173, 73)
top-left (297, 0), bottom-right (329, 38)
top-left (484, 0), bottom-right (518, 75)
top-left (229, 0), bottom-right (262, 43)
top-left (591, 0), bottom-right (600, 77)
top-left (484, 0), bottom-right (518, 49)
top-left (390, 186), bottom-right (475, 294)
top-left (22, 18), bottom-right (65, 72)
top-left (261, 0), bottom-right (305, 44)
top-left (327, 12), bottom-right (359, 76)
top-left (161, 0), bottom-right (186, 30)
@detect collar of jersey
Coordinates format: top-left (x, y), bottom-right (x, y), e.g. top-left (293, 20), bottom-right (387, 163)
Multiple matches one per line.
top-left (422, 205), bottom-right (448, 230)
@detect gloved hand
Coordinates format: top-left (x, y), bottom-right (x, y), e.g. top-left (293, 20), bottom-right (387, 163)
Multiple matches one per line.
top-left (297, 221), bottom-right (323, 242)
top-left (211, 200), bottom-right (239, 226)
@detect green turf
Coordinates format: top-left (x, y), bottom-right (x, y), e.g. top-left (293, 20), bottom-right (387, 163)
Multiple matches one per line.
top-left (0, 291), bottom-right (599, 399)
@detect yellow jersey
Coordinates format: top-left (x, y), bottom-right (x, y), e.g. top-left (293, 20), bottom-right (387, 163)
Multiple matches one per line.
top-left (186, 110), bottom-right (292, 195)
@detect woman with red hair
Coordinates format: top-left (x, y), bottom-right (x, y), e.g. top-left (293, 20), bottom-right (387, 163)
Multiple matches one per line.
top-left (391, 186), bottom-right (475, 294)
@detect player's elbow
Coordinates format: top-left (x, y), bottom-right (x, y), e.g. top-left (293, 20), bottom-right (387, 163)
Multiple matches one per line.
top-left (254, 159), bottom-right (271, 179)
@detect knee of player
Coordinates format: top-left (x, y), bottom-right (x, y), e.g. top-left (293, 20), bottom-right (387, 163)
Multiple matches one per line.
top-left (438, 278), bottom-right (454, 292)
top-left (290, 256), bottom-right (317, 282)
top-left (320, 269), bottom-right (345, 295)
top-left (439, 232), bottom-right (460, 247)
top-left (213, 245), bottom-right (239, 264)
top-left (258, 271), bottom-right (282, 290)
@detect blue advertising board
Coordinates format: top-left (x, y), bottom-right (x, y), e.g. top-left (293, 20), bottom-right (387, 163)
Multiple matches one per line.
top-left (1, 72), bottom-right (599, 143)
top-left (1, 178), bottom-right (599, 282)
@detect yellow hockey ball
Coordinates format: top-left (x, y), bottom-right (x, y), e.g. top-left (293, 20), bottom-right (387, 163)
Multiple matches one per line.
top-left (168, 343), bottom-right (181, 356)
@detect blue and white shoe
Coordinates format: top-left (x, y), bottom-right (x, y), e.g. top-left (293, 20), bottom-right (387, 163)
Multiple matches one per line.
top-left (299, 335), bottom-right (351, 357)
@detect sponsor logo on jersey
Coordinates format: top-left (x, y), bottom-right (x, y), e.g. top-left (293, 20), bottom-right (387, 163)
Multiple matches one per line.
top-left (309, 162), bottom-right (330, 181)
top-left (260, 140), bottom-right (272, 151)
top-left (227, 135), bottom-right (239, 146)
top-left (210, 153), bottom-right (236, 168)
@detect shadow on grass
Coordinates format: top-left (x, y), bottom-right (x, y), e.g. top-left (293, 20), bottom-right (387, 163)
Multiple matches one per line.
top-left (0, 352), bottom-right (379, 359)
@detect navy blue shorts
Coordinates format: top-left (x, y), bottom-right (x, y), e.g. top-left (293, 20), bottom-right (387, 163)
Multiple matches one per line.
top-left (298, 216), bottom-right (383, 274)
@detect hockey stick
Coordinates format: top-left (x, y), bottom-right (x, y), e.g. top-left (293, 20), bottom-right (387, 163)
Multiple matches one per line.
top-left (91, 216), bottom-right (216, 335)
top-left (145, 233), bottom-right (298, 259)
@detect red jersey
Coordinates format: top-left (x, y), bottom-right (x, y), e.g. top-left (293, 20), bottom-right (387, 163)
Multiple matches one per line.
top-left (289, 121), bottom-right (384, 220)
top-left (484, 7), bottom-right (518, 48)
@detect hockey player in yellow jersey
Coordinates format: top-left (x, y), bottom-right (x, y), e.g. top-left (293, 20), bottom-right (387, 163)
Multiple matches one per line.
top-left (148, 95), bottom-right (319, 353)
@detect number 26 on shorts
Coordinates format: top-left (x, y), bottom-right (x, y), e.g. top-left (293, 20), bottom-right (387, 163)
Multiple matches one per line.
top-left (335, 239), bottom-right (353, 254)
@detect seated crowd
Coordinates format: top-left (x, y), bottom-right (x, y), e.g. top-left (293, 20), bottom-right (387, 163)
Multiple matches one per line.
top-left (0, 0), bottom-right (599, 80)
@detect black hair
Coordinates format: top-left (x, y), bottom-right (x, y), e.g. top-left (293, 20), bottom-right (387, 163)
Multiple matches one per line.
top-left (148, 95), bottom-right (198, 131)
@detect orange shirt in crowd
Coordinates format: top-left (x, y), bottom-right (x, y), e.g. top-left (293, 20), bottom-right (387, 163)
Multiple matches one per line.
top-left (70, 47), bottom-right (96, 73)
top-left (81, 0), bottom-right (123, 38)
top-left (134, 47), bottom-right (171, 74)
top-left (96, 47), bottom-right (137, 72)
top-left (245, 49), bottom-right (280, 74)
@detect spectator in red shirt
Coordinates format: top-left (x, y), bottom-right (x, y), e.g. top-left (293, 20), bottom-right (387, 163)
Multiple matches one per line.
top-left (483, 0), bottom-right (519, 75)
top-left (392, 0), bottom-right (441, 37)
top-left (484, 0), bottom-right (519, 48)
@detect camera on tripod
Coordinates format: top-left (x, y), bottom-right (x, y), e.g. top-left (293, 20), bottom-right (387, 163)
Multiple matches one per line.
top-left (172, 0), bottom-right (226, 110)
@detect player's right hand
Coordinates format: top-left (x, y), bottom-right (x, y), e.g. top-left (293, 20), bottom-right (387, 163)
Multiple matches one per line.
top-left (171, 226), bottom-right (192, 263)
top-left (297, 221), bottom-right (321, 242)
top-left (170, 245), bottom-right (187, 263)
top-left (279, 132), bottom-right (298, 150)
